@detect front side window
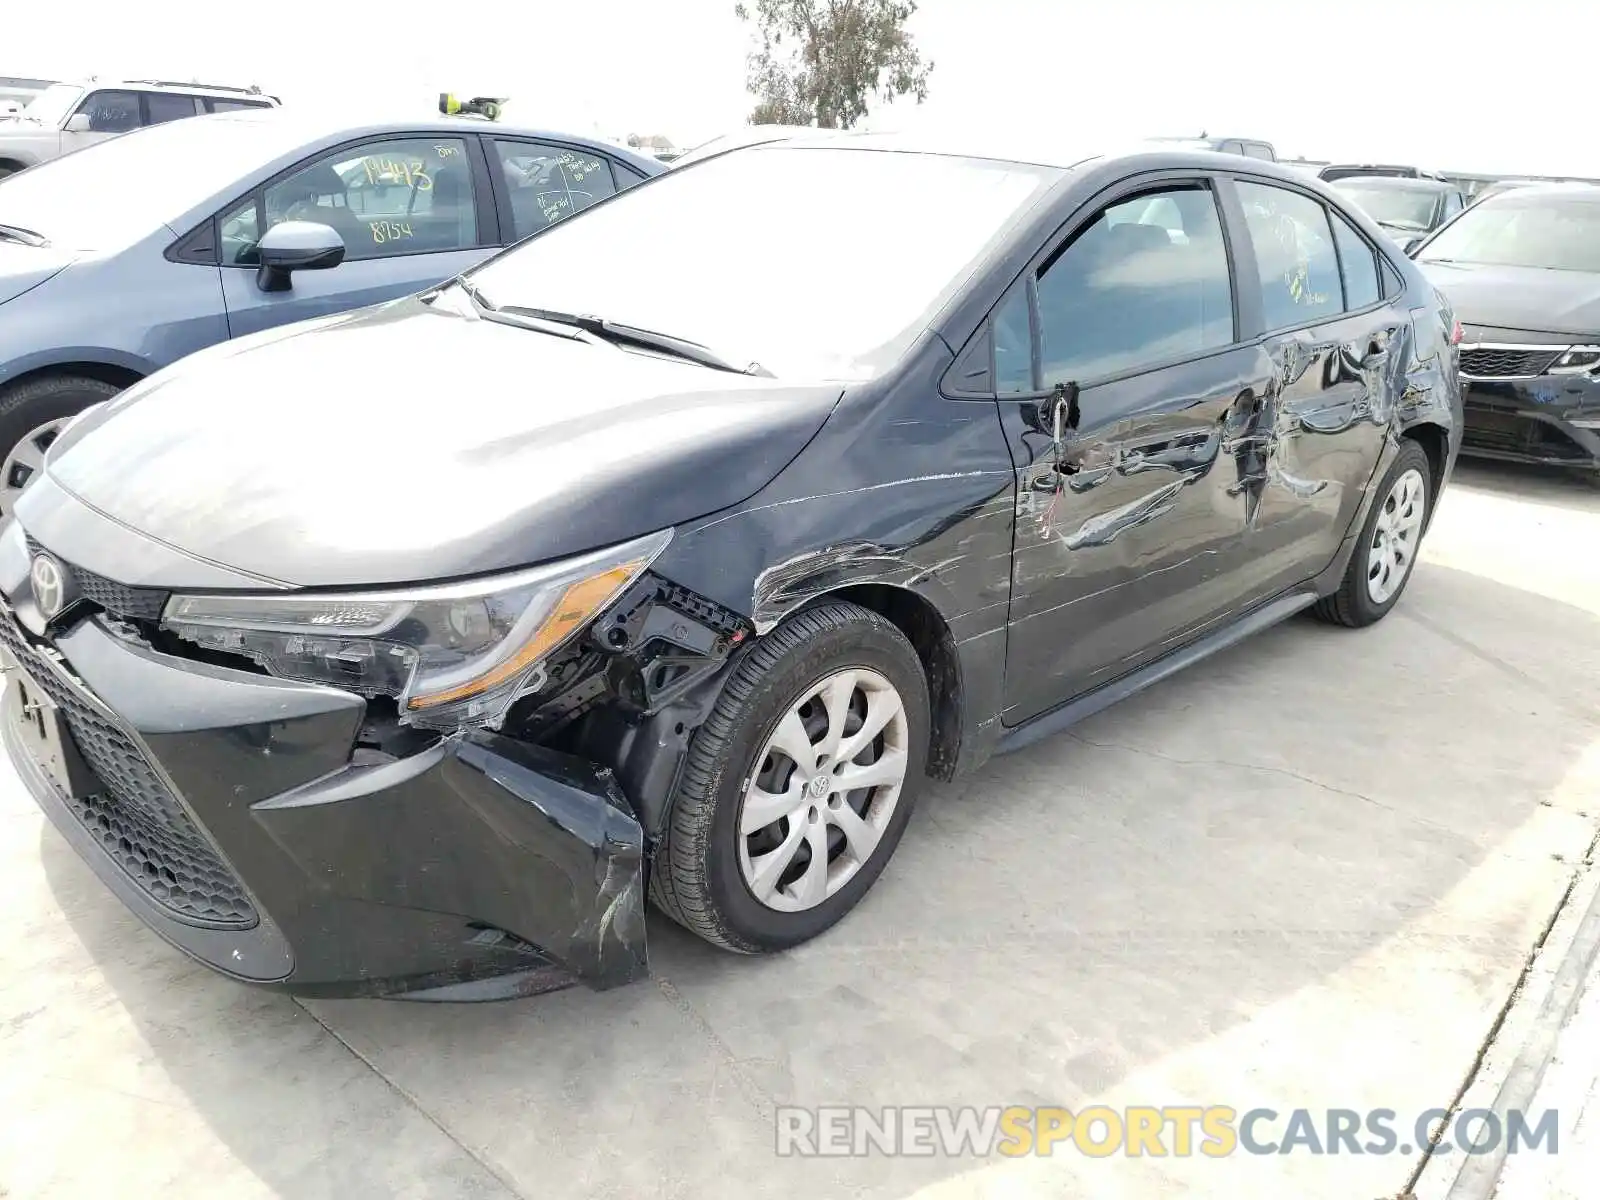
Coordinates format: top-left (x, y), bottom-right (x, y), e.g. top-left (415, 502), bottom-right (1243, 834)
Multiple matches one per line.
top-left (1237, 181), bottom-right (1343, 330)
top-left (1034, 184), bottom-right (1234, 385)
top-left (494, 141), bottom-right (617, 240)
top-left (76, 90), bottom-right (141, 133)
top-left (221, 137), bottom-right (478, 265)
top-left (145, 93), bottom-right (200, 125)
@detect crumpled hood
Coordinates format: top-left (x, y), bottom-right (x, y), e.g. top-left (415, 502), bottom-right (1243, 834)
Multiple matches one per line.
top-left (41, 296), bottom-right (842, 587)
top-left (1420, 260), bottom-right (1600, 337)
top-left (0, 241), bottom-right (77, 307)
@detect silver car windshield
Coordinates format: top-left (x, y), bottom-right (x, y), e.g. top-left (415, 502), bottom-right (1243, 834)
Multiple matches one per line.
top-left (0, 115), bottom-right (298, 251)
top-left (468, 145), bottom-right (1061, 380)
top-left (17, 83), bottom-right (84, 127)
top-left (1419, 192), bottom-right (1600, 272)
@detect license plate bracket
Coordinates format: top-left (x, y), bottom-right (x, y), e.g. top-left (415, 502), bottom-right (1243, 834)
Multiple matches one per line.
top-left (6, 660), bottom-right (97, 798)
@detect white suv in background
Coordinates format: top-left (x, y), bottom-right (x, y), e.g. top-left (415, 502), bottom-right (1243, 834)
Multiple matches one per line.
top-left (0, 79), bottom-right (278, 177)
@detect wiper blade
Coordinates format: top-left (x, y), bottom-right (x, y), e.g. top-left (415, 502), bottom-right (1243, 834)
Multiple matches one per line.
top-left (521, 309), bottom-right (769, 376)
top-left (0, 223), bottom-right (47, 247)
top-left (446, 282), bottom-right (769, 376)
top-left (443, 278), bottom-right (609, 346)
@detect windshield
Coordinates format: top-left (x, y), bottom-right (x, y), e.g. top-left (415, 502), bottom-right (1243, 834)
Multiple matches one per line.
top-left (0, 115), bottom-right (298, 250)
top-left (17, 83), bottom-right (83, 127)
top-left (1334, 182), bottom-right (1439, 230)
top-left (468, 145), bottom-right (1059, 379)
top-left (1418, 192), bottom-right (1600, 272)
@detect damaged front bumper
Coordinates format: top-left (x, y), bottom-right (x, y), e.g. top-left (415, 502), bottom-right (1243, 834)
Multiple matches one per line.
top-left (0, 596), bottom-right (649, 999)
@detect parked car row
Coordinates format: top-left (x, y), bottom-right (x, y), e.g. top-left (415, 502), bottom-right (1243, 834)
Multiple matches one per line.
top-left (0, 118), bottom-right (1461, 1004)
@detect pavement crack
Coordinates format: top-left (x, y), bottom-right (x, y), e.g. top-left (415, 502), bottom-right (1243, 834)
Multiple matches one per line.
top-left (291, 999), bottom-right (527, 1199)
top-left (1397, 606), bottom-right (1600, 724)
top-left (1064, 732), bottom-right (1457, 834)
top-left (654, 974), bottom-right (778, 1123)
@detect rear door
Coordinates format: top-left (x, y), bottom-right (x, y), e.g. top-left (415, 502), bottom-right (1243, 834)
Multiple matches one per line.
top-left (1218, 176), bottom-right (1405, 601)
top-left (993, 175), bottom-right (1262, 723)
top-left (218, 133), bottom-right (496, 338)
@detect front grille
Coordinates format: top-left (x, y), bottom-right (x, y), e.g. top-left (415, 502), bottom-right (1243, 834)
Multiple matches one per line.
top-left (0, 616), bottom-right (256, 928)
top-left (24, 538), bottom-right (169, 622)
top-left (1460, 347), bottom-right (1563, 379)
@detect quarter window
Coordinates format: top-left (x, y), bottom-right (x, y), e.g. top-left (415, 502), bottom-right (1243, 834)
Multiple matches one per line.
top-left (993, 285), bottom-right (1033, 394)
top-left (219, 137), bottom-right (478, 265)
top-left (493, 141), bottom-right (617, 239)
top-left (1329, 209), bottom-right (1380, 310)
top-left (1033, 184), bottom-right (1234, 385)
top-left (207, 98), bottom-right (271, 112)
top-left (76, 90), bottom-right (141, 133)
top-left (1237, 181), bottom-right (1343, 331)
top-left (145, 93), bottom-right (200, 125)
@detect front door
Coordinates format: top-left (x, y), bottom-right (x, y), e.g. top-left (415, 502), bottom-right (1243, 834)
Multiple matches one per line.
top-left (997, 179), bottom-right (1259, 725)
top-left (217, 134), bottom-right (494, 338)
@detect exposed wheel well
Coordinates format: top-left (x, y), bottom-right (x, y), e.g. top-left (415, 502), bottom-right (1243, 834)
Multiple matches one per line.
top-left (823, 583), bottom-right (962, 780)
top-left (1, 362), bottom-right (145, 398)
top-left (1401, 422), bottom-right (1448, 524)
top-left (0, 159), bottom-right (27, 176)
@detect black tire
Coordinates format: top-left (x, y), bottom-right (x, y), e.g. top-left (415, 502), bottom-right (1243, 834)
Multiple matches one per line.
top-left (0, 374), bottom-right (124, 519)
top-left (1313, 440), bottom-right (1432, 627)
top-left (650, 601), bottom-right (930, 953)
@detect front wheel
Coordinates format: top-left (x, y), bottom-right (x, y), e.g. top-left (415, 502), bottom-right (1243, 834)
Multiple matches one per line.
top-left (650, 601), bottom-right (930, 953)
top-left (1313, 440), bottom-right (1432, 627)
top-left (0, 375), bottom-right (124, 521)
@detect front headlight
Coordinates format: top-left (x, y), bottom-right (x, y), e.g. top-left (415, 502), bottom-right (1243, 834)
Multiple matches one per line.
top-left (161, 529), bottom-right (671, 729)
top-left (1548, 346), bottom-right (1600, 374)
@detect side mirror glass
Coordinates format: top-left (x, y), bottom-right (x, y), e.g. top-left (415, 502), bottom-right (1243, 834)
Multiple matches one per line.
top-left (62, 112), bottom-right (91, 133)
top-left (256, 221), bottom-right (345, 293)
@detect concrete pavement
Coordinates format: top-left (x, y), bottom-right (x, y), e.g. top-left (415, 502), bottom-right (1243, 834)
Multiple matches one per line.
top-left (3, 459), bottom-right (1599, 1198)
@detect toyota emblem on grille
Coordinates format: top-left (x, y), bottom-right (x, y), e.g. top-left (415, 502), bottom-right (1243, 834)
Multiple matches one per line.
top-left (30, 554), bottom-right (66, 619)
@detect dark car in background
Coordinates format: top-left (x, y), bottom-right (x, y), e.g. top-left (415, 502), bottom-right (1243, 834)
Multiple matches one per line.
top-left (0, 108), bottom-right (662, 519)
top-left (1319, 163), bottom-right (1447, 184)
top-left (1414, 183), bottom-right (1600, 473)
top-left (1332, 176), bottom-right (1468, 250)
top-left (0, 136), bottom-right (1459, 1001)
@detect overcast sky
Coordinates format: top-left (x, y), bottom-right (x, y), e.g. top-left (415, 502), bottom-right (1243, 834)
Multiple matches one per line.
top-left (14, 0), bottom-right (1599, 176)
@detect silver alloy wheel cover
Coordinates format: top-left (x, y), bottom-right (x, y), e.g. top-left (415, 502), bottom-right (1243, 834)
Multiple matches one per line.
top-left (737, 667), bottom-right (910, 913)
top-left (0, 416), bottom-right (71, 521)
top-left (1367, 467), bottom-right (1426, 605)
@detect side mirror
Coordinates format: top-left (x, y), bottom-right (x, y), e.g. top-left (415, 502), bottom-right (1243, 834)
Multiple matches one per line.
top-left (62, 112), bottom-right (91, 133)
top-left (256, 221), bottom-right (345, 293)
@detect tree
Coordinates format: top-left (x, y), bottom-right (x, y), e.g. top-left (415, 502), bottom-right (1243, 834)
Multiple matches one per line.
top-left (734, 0), bottom-right (933, 129)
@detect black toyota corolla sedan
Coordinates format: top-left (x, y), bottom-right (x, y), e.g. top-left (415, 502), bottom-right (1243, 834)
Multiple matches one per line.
top-left (0, 134), bottom-right (1461, 1000)
top-left (1412, 183), bottom-right (1600, 472)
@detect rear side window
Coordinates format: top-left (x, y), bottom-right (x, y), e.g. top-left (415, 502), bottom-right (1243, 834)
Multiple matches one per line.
top-left (1237, 181), bottom-right (1343, 330)
top-left (493, 141), bottom-right (618, 240)
top-left (1033, 183), bottom-right (1234, 384)
top-left (1329, 209), bottom-right (1380, 310)
top-left (145, 93), bottom-right (200, 125)
top-left (1243, 142), bottom-right (1275, 161)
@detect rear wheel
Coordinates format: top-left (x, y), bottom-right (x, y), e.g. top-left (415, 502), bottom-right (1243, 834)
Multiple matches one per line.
top-left (1313, 440), bottom-right (1432, 627)
top-left (650, 601), bottom-right (930, 952)
top-left (0, 375), bottom-right (124, 521)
